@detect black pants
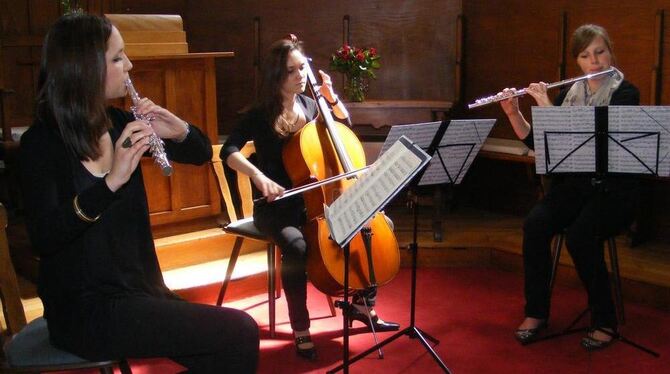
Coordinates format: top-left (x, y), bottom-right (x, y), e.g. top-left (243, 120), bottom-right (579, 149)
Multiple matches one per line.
top-left (255, 198), bottom-right (377, 332)
top-left (522, 178), bottom-right (635, 329)
top-left (52, 296), bottom-right (259, 373)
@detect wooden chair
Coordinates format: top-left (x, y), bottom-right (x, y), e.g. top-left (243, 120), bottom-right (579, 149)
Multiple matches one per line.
top-left (0, 204), bottom-right (132, 374)
top-left (210, 144), bottom-right (335, 338)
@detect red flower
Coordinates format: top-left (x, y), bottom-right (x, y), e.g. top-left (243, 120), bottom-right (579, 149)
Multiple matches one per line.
top-left (369, 47), bottom-right (377, 57)
top-left (356, 52), bottom-right (365, 62)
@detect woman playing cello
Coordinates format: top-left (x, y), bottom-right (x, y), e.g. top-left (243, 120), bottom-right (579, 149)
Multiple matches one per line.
top-left (221, 35), bottom-right (399, 361)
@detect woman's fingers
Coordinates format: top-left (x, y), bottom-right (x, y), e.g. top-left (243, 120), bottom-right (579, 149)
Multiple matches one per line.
top-left (117, 121), bottom-right (154, 149)
top-left (318, 69), bottom-right (332, 84)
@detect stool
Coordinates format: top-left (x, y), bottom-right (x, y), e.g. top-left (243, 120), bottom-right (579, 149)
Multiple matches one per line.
top-left (546, 232), bottom-right (659, 356)
top-left (548, 233), bottom-right (625, 325)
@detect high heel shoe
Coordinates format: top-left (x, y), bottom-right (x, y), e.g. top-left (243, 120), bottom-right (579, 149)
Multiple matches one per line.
top-left (514, 320), bottom-right (548, 345)
top-left (347, 307), bottom-right (400, 332)
top-left (581, 328), bottom-right (617, 351)
top-left (294, 333), bottom-right (318, 361)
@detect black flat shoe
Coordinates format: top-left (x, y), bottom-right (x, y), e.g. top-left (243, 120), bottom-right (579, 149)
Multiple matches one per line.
top-left (514, 321), bottom-right (548, 345)
top-left (581, 328), bottom-right (617, 351)
top-left (294, 335), bottom-right (318, 361)
top-left (347, 308), bottom-right (400, 332)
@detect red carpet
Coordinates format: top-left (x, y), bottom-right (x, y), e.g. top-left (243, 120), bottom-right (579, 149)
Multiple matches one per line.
top-left (62, 267), bottom-right (670, 373)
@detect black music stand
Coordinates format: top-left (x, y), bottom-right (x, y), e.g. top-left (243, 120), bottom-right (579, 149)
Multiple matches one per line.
top-left (527, 105), bottom-right (669, 357)
top-left (328, 119), bottom-right (495, 373)
top-left (323, 136), bottom-right (431, 374)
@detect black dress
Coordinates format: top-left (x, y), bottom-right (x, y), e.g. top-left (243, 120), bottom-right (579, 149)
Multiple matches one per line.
top-left (20, 107), bottom-right (258, 373)
top-left (521, 81), bottom-right (640, 329)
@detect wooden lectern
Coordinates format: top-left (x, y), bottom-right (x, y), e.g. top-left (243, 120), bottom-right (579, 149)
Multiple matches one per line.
top-left (106, 14), bottom-right (233, 227)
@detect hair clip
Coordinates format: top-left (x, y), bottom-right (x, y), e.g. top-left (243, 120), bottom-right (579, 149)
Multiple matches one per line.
top-left (285, 33), bottom-right (299, 43)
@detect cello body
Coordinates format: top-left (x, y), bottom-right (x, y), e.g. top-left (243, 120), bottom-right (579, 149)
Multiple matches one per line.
top-left (282, 119), bottom-right (400, 296)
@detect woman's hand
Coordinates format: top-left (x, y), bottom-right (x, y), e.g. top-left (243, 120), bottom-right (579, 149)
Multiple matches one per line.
top-left (318, 70), bottom-right (338, 103)
top-left (499, 88), bottom-right (521, 116)
top-left (133, 97), bottom-right (190, 140)
top-left (251, 173), bottom-right (285, 202)
top-left (105, 121), bottom-right (153, 192)
top-left (525, 82), bottom-right (553, 106)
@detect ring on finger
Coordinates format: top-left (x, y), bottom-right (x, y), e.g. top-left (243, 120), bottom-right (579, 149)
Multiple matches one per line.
top-left (122, 136), bottom-right (132, 148)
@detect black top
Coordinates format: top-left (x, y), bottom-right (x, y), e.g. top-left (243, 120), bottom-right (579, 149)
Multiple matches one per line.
top-left (220, 94), bottom-right (319, 214)
top-left (220, 94), bottom-right (319, 217)
top-left (19, 107), bottom-right (212, 329)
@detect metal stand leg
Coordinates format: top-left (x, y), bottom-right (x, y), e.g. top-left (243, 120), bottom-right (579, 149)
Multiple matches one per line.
top-left (328, 191), bottom-right (451, 373)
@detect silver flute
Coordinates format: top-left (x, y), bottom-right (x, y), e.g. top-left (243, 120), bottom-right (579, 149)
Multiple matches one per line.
top-left (124, 77), bottom-right (173, 176)
top-left (467, 67), bottom-right (615, 109)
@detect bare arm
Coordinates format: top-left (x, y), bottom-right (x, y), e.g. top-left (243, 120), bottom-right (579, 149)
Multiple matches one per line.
top-left (499, 82), bottom-right (552, 140)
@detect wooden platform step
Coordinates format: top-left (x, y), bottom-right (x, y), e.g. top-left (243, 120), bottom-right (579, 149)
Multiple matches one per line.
top-left (155, 227), bottom-right (271, 304)
top-left (154, 227), bottom-right (266, 271)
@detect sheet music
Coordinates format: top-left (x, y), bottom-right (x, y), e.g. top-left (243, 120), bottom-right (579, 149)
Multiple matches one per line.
top-left (325, 136), bottom-right (430, 246)
top-left (380, 119), bottom-right (495, 185)
top-left (532, 106), bottom-right (596, 174)
top-left (608, 106), bottom-right (670, 176)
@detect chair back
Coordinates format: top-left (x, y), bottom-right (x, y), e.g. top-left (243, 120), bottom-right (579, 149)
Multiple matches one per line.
top-left (0, 203), bottom-right (27, 336)
top-left (211, 143), bottom-right (257, 223)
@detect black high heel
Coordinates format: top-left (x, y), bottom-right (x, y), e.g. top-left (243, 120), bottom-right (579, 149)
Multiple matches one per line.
top-left (347, 307), bottom-right (400, 332)
top-left (294, 334), bottom-right (317, 361)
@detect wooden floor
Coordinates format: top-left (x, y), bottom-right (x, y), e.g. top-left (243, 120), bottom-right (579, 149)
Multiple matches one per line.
top-left (3, 199), bottom-right (670, 332)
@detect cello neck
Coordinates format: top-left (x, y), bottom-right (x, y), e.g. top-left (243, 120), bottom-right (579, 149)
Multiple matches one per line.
top-left (304, 58), bottom-right (355, 173)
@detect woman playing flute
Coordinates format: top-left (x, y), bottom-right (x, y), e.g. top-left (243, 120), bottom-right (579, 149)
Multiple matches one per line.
top-left (499, 24), bottom-right (639, 350)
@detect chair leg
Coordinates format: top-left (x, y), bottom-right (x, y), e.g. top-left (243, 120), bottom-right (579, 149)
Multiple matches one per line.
top-left (326, 295), bottom-right (337, 317)
top-left (119, 359), bottom-right (133, 374)
top-left (548, 233), bottom-right (564, 295)
top-left (607, 237), bottom-right (625, 325)
top-left (267, 243), bottom-right (276, 338)
top-left (217, 236), bottom-right (244, 306)
top-left (273, 245), bottom-right (282, 299)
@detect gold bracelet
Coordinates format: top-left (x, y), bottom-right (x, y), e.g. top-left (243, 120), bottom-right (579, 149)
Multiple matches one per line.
top-left (73, 195), bottom-right (101, 223)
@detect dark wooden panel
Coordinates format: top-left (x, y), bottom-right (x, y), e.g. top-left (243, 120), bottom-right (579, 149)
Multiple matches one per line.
top-left (185, 0), bottom-right (460, 136)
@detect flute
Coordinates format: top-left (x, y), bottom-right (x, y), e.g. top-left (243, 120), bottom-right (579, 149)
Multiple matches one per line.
top-left (467, 68), bottom-right (615, 109)
top-left (124, 77), bottom-right (173, 176)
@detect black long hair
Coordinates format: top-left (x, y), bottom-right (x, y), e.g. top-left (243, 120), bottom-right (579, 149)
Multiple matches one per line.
top-left (36, 13), bottom-right (112, 160)
top-left (257, 35), bottom-right (303, 137)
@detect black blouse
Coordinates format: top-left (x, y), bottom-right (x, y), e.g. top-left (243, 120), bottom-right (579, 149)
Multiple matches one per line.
top-left (19, 107), bottom-right (212, 328)
top-left (220, 94), bottom-right (319, 191)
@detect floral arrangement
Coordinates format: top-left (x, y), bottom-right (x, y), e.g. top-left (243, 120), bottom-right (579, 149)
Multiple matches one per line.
top-left (330, 44), bottom-right (381, 101)
top-left (61, 0), bottom-right (83, 14)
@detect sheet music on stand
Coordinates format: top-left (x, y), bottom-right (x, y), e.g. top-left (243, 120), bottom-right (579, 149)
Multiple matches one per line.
top-left (379, 119), bottom-right (496, 185)
top-left (532, 106), bottom-right (670, 176)
top-left (324, 136), bottom-right (430, 247)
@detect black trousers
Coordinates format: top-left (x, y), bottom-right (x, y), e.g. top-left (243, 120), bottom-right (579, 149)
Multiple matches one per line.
top-left (522, 178), bottom-right (635, 329)
top-left (52, 296), bottom-right (259, 373)
top-left (255, 198), bottom-right (377, 332)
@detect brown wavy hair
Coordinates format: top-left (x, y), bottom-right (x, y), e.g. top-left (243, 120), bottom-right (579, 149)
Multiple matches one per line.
top-left (257, 35), bottom-right (304, 137)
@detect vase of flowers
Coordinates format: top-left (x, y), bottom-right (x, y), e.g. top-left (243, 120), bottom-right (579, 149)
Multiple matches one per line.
top-left (330, 44), bottom-right (380, 102)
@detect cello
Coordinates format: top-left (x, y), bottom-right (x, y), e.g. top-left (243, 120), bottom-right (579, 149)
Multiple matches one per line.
top-left (282, 57), bottom-right (400, 296)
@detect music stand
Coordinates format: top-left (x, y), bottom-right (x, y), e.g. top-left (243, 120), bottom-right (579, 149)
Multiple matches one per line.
top-left (528, 105), bottom-right (670, 357)
top-left (323, 135), bottom-right (431, 374)
top-left (328, 119), bottom-right (495, 373)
